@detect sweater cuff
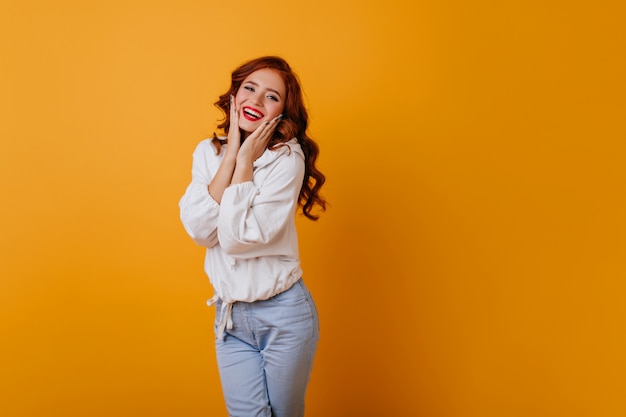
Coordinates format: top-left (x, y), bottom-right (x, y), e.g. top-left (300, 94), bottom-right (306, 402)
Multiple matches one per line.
top-left (191, 181), bottom-right (220, 208)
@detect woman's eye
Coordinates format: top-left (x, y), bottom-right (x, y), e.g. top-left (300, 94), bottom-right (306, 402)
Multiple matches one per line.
top-left (267, 95), bottom-right (278, 102)
top-left (244, 86), bottom-right (254, 92)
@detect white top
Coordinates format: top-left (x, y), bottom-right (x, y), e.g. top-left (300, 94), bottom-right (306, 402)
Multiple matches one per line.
top-left (179, 138), bottom-right (305, 338)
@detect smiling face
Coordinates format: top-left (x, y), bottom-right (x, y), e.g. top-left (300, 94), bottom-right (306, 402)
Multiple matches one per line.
top-left (235, 68), bottom-right (286, 138)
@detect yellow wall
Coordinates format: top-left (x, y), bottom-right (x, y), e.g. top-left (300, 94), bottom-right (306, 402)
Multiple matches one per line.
top-left (1, 1), bottom-right (625, 416)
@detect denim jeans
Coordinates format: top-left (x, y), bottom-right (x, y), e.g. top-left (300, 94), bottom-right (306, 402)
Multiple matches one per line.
top-left (214, 278), bottom-right (320, 417)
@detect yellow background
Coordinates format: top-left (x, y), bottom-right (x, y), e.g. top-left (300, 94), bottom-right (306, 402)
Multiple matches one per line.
top-left (1, 0), bottom-right (625, 416)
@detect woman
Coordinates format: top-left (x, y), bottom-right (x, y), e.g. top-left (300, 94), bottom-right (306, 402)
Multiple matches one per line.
top-left (179, 56), bottom-right (326, 417)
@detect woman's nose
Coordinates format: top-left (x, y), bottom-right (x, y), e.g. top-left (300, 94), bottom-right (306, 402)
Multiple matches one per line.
top-left (249, 91), bottom-right (263, 106)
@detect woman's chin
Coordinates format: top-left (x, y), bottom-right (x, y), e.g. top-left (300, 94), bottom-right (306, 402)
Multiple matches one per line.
top-left (238, 120), bottom-right (258, 134)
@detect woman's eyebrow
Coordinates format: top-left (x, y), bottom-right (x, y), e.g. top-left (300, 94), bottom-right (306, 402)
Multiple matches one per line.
top-left (266, 88), bottom-right (282, 98)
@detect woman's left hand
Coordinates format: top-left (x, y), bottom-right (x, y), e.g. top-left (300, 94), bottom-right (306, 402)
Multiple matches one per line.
top-left (237, 114), bottom-right (283, 164)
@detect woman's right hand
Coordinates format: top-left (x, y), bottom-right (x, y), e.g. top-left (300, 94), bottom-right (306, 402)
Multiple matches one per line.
top-left (226, 95), bottom-right (241, 158)
top-left (207, 95), bottom-right (239, 203)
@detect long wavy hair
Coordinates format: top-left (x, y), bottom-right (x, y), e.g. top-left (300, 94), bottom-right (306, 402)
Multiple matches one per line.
top-left (212, 56), bottom-right (326, 220)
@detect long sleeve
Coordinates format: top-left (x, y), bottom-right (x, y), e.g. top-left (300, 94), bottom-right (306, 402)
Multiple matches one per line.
top-left (181, 138), bottom-right (305, 306)
top-left (179, 140), bottom-right (221, 248)
top-left (217, 145), bottom-right (304, 259)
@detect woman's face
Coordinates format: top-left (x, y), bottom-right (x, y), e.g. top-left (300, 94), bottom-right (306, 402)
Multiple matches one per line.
top-left (235, 68), bottom-right (286, 136)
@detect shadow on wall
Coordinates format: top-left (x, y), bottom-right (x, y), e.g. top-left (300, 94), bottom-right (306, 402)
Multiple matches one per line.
top-left (306, 148), bottom-right (479, 416)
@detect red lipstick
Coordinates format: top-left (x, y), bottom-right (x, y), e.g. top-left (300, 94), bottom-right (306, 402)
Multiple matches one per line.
top-left (242, 106), bottom-right (264, 121)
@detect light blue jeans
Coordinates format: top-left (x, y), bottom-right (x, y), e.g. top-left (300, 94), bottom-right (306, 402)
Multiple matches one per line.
top-left (214, 278), bottom-right (320, 417)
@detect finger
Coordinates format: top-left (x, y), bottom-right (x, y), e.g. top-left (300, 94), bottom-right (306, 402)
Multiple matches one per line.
top-left (257, 114), bottom-right (283, 136)
top-left (249, 118), bottom-right (272, 139)
top-left (243, 114), bottom-right (282, 146)
top-left (265, 118), bottom-right (280, 136)
top-left (247, 126), bottom-right (270, 145)
top-left (230, 95), bottom-right (238, 122)
top-left (260, 114), bottom-right (283, 138)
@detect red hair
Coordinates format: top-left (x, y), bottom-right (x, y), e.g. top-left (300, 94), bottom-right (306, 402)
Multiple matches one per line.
top-left (212, 56), bottom-right (326, 220)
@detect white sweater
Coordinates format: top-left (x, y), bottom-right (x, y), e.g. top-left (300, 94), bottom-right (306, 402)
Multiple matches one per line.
top-left (179, 138), bottom-right (305, 337)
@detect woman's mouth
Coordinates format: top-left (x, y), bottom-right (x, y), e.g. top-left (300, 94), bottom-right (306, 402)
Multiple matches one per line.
top-left (242, 106), bottom-right (264, 122)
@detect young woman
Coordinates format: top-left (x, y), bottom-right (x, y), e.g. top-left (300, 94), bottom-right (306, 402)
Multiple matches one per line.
top-left (179, 56), bottom-right (326, 417)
